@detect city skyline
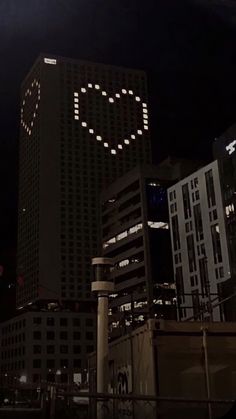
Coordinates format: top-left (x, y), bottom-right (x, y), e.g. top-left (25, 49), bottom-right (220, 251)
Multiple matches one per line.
top-left (1, 0), bottom-right (236, 257)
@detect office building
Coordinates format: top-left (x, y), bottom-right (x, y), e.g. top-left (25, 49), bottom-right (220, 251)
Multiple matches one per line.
top-left (101, 165), bottom-right (176, 339)
top-left (10, 54), bottom-right (151, 382)
top-left (168, 161), bottom-right (231, 321)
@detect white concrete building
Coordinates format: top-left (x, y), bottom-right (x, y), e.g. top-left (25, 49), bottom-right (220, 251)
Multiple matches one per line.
top-left (168, 160), bottom-right (230, 321)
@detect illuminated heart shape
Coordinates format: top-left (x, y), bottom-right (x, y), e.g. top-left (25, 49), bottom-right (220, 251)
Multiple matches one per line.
top-left (20, 79), bottom-right (41, 136)
top-left (74, 83), bottom-right (149, 155)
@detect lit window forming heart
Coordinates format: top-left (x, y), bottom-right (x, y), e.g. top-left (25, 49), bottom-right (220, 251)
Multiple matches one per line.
top-left (20, 79), bottom-right (41, 136)
top-left (73, 84), bottom-right (149, 155)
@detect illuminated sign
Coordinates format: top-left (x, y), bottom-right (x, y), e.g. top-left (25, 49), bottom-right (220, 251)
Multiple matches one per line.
top-left (226, 140), bottom-right (236, 155)
top-left (44, 58), bottom-right (57, 65)
top-left (74, 83), bottom-right (149, 155)
top-left (20, 79), bottom-right (40, 136)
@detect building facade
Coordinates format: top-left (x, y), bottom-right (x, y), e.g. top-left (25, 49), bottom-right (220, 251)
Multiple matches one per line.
top-left (168, 160), bottom-right (231, 321)
top-left (213, 124), bottom-right (236, 319)
top-left (10, 54), bottom-right (151, 381)
top-left (101, 165), bottom-right (176, 340)
top-left (17, 54), bottom-right (151, 308)
top-left (89, 319), bottom-right (236, 419)
top-left (0, 311), bottom-right (94, 386)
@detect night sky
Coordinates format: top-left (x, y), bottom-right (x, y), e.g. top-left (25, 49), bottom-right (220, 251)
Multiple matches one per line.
top-left (1, 0), bottom-right (236, 267)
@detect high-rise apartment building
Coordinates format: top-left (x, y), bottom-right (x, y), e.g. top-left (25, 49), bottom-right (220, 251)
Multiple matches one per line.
top-left (168, 161), bottom-right (231, 321)
top-left (10, 54), bottom-right (151, 382)
top-left (101, 165), bottom-right (176, 340)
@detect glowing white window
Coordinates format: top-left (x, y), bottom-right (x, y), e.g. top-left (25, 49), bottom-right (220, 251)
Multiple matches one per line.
top-left (102, 91), bottom-right (107, 96)
top-left (74, 115), bottom-right (79, 120)
top-left (117, 231), bottom-right (128, 241)
top-left (74, 104), bottom-right (79, 108)
top-left (119, 259), bottom-right (129, 268)
top-left (74, 92), bottom-right (78, 97)
top-left (109, 98), bottom-right (114, 103)
top-left (36, 104), bottom-right (39, 109)
top-left (143, 114), bottom-right (148, 119)
top-left (148, 221), bottom-right (169, 229)
top-left (74, 98), bottom-right (79, 103)
top-left (44, 58), bottom-right (57, 65)
top-left (142, 103), bottom-right (147, 108)
top-left (137, 130), bottom-right (143, 135)
top-left (128, 90), bottom-right (133, 95)
top-left (29, 130), bottom-right (31, 135)
top-left (118, 144), bottom-right (123, 149)
top-left (96, 135), bottom-right (102, 141)
top-left (31, 122), bottom-right (33, 127)
top-left (81, 121), bottom-right (87, 127)
top-left (81, 88), bottom-right (86, 93)
top-left (143, 109), bottom-right (148, 114)
top-left (74, 109), bottom-right (79, 114)
top-left (135, 96), bottom-right (141, 102)
top-left (131, 134), bottom-right (135, 139)
top-left (122, 89), bottom-right (127, 94)
top-left (115, 93), bottom-right (121, 98)
top-left (120, 303), bottom-right (131, 312)
top-left (88, 83), bottom-right (93, 88)
top-left (95, 84), bottom-right (100, 89)
top-left (104, 142), bottom-right (109, 148)
top-left (144, 125), bottom-right (148, 130)
top-left (89, 129), bottom-right (94, 134)
top-left (124, 139), bottom-right (130, 145)
top-left (111, 149), bottom-right (117, 155)
top-left (129, 223), bottom-right (142, 234)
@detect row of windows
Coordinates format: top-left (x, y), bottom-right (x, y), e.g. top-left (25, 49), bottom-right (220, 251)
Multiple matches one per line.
top-left (33, 330), bottom-right (93, 340)
top-left (2, 347), bottom-right (25, 358)
top-left (33, 317), bottom-right (93, 327)
top-left (2, 335), bottom-right (25, 346)
top-left (32, 357), bottom-right (90, 368)
top-left (2, 321), bottom-right (26, 334)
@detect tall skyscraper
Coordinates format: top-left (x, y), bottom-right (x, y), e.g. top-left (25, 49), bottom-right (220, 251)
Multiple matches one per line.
top-left (10, 54), bottom-right (151, 381)
top-left (17, 54), bottom-right (151, 308)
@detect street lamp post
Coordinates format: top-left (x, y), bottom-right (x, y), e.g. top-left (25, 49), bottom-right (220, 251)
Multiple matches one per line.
top-left (91, 257), bottom-right (114, 419)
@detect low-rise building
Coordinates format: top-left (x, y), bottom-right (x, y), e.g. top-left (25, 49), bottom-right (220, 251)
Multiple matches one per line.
top-left (89, 320), bottom-right (236, 419)
top-left (0, 310), bottom-right (95, 387)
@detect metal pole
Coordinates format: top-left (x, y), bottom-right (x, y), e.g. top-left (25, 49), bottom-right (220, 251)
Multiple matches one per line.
top-left (92, 257), bottom-right (114, 419)
top-left (97, 292), bottom-right (109, 395)
top-left (202, 327), bottom-right (212, 419)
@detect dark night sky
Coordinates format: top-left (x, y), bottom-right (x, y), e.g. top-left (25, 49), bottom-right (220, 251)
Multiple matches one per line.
top-left (1, 0), bottom-right (236, 254)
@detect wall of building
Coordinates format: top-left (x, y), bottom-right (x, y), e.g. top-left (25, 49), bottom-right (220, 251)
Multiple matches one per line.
top-left (89, 320), bottom-right (236, 419)
top-left (0, 311), bottom-right (95, 386)
top-left (168, 160), bottom-right (231, 321)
